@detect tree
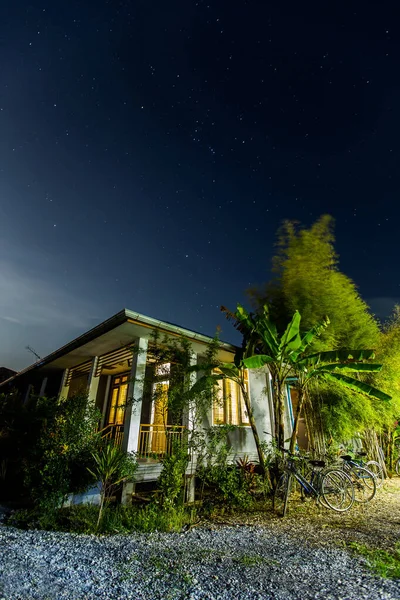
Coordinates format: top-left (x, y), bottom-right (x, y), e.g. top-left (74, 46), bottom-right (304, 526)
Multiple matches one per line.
top-left (288, 347), bottom-right (390, 453)
top-left (249, 215), bottom-right (380, 352)
top-left (370, 306), bottom-right (400, 468)
top-left (221, 305), bottom-right (390, 453)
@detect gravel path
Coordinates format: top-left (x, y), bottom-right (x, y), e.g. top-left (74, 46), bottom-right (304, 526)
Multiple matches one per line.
top-left (0, 524), bottom-right (399, 600)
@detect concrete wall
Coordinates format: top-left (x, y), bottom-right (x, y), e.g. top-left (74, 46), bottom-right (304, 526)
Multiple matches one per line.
top-left (67, 373), bottom-right (89, 398)
top-left (199, 366), bottom-right (277, 463)
top-left (226, 368), bottom-right (275, 461)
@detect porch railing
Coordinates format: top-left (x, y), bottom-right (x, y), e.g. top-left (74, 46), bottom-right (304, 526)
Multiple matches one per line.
top-left (99, 423), bottom-right (125, 447)
top-left (138, 424), bottom-right (186, 459)
top-left (99, 423), bottom-right (187, 459)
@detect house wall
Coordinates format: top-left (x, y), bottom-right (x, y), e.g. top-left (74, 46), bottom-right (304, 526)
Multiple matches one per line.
top-left (199, 366), bottom-right (277, 463)
top-left (67, 373), bottom-right (89, 398)
top-left (45, 372), bottom-right (63, 398)
top-left (226, 368), bottom-right (275, 461)
top-left (95, 375), bottom-right (109, 414)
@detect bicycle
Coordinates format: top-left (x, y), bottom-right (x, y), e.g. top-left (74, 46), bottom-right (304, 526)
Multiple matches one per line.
top-left (352, 451), bottom-right (385, 488)
top-left (274, 452), bottom-right (354, 517)
top-left (338, 455), bottom-right (376, 503)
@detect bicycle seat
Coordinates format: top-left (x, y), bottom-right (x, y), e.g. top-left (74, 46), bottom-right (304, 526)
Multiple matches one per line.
top-left (356, 451), bottom-right (367, 457)
top-left (308, 459), bottom-right (326, 468)
top-left (340, 455), bottom-right (352, 461)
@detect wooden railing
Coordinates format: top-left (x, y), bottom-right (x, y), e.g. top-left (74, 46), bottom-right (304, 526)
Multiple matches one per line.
top-left (99, 423), bottom-right (125, 447)
top-left (138, 424), bottom-right (186, 459)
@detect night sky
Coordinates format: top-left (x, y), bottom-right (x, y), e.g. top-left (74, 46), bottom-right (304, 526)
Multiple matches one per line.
top-left (1, 1), bottom-right (399, 370)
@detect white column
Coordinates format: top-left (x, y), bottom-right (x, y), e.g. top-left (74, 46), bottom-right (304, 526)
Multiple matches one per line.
top-left (39, 377), bottom-right (48, 397)
top-left (87, 356), bottom-right (100, 404)
top-left (122, 337), bottom-right (149, 453)
top-left (183, 351), bottom-right (198, 431)
top-left (58, 369), bottom-right (70, 400)
top-left (100, 375), bottom-right (112, 429)
top-left (23, 384), bottom-right (32, 404)
top-left (185, 351), bottom-right (198, 503)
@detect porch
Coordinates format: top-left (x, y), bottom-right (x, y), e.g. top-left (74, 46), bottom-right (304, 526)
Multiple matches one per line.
top-left (99, 422), bottom-right (187, 461)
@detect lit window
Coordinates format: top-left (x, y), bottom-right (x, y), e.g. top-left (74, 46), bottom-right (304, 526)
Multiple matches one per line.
top-left (212, 369), bottom-right (250, 426)
top-left (107, 374), bottom-right (129, 425)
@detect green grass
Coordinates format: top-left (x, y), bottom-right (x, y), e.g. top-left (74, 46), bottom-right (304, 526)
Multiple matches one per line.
top-left (7, 503), bottom-right (194, 534)
top-left (349, 542), bottom-right (400, 579)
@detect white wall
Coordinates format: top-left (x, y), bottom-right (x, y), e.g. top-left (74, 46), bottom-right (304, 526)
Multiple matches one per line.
top-left (199, 366), bottom-right (276, 464)
top-left (226, 367), bottom-right (274, 461)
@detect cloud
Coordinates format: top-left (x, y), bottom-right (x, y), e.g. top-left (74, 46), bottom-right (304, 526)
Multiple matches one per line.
top-left (0, 259), bottom-right (97, 330)
top-left (367, 297), bottom-right (400, 320)
top-left (0, 316), bottom-right (22, 324)
top-left (0, 241), bottom-right (106, 370)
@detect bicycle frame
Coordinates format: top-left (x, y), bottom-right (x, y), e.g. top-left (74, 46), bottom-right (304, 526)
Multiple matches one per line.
top-left (342, 458), bottom-right (373, 478)
top-left (286, 460), bottom-right (320, 497)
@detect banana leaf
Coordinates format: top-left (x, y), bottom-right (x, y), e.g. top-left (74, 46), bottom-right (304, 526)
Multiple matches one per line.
top-left (218, 363), bottom-right (240, 380)
top-left (293, 316), bottom-right (330, 357)
top-left (221, 304), bottom-right (253, 335)
top-left (256, 319), bottom-right (280, 356)
top-left (262, 304), bottom-right (278, 336)
top-left (321, 371), bottom-right (392, 401)
top-left (189, 374), bottom-right (224, 396)
top-left (279, 310), bottom-right (302, 352)
top-left (314, 363), bottom-right (382, 373)
top-left (298, 348), bottom-right (376, 368)
top-left (243, 355), bottom-right (275, 369)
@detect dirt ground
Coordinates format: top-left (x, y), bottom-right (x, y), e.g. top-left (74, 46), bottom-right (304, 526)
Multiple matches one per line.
top-left (208, 477), bottom-right (400, 552)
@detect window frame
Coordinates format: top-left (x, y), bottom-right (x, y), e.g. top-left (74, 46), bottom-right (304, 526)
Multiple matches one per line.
top-left (106, 372), bottom-right (130, 425)
top-left (212, 368), bottom-right (250, 427)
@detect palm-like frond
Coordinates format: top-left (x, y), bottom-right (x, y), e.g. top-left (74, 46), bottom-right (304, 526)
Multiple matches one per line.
top-left (315, 363), bottom-right (382, 373)
top-left (300, 349), bottom-right (376, 367)
top-left (294, 316), bottom-right (330, 357)
top-left (321, 371), bottom-right (392, 401)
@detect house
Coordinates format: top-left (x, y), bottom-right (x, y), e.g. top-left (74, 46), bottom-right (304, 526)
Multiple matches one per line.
top-left (0, 367), bottom-right (17, 384)
top-left (0, 308), bottom-right (295, 503)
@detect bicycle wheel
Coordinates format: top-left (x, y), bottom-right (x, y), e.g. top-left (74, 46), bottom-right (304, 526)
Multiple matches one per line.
top-left (396, 458), bottom-right (400, 476)
top-left (365, 460), bottom-right (385, 488)
top-left (274, 473), bottom-right (291, 517)
top-left (349, 466), bottom-right (376, 503)
top-left (320, 469), bottom-right (354, 512)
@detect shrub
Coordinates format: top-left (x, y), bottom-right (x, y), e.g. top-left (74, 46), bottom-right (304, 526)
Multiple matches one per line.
top-left (157, 440), bottom-right (189, 508)
top-left (8, 502), bottom-right (194, 534)
top-left (19, 393), bottom-right (102, 511)
top-left (87, 441), bottom-right (137, 529)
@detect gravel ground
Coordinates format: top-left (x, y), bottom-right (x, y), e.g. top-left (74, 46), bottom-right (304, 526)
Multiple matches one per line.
top-left (211, 478), bottom-right (400, 553)
top-left (1, 479), bottom-right (399, 600)
top-left (0, 523), bottom-right (399, 600)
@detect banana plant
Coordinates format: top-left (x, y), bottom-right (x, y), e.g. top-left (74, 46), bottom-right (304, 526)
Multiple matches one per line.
top-left (287, 349), bottom-right (390, 452)
top-left (223, 305), bottom-right (391, 452)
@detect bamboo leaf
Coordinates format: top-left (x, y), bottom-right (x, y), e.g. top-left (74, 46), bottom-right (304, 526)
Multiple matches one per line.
top-left (321, 371), bottom-right (392, 401)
